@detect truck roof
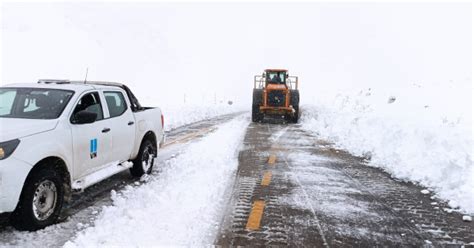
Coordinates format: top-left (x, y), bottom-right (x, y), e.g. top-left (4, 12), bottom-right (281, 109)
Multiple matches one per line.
top-left (3, 80), bottom-right (126, 92)
top-left (3, 79), bottom-right (145, 112)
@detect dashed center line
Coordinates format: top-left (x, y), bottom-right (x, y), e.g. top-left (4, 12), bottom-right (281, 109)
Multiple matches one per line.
top-left (268, 154), bottom-right (277, 164)
top-left (246, 200), bottom-right (266, 231)
top-left (261, 171), bottom-right (272, 186)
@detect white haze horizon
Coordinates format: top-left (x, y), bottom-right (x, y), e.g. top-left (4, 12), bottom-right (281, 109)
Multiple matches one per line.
top-left (2, 2), bottom-right (471, 107)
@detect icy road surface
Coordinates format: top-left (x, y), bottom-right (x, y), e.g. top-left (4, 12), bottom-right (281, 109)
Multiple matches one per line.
top-left (0, 113), bottom-right (473, 247)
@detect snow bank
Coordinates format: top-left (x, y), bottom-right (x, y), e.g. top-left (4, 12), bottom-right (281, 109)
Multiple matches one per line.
top-left (64, 115), bottom-right (248, 247)
top-left (300, 81), bottom-right (473, 213)
top-left (160, 103), bottom-right (246, 131)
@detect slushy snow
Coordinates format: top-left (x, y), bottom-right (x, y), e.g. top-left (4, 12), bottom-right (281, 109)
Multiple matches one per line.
top-left (64, 115), bottom-right (248, 247)
top-left (300, 81), bottom-right (473, 213)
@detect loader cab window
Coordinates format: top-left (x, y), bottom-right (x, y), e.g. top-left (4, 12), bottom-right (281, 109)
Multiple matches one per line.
top-left (71, 92), bottom-right (103, 123)
top-left (266, 71), bottom-right (287, 85)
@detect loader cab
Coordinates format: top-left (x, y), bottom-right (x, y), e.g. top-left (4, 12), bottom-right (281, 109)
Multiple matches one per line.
top-left (264, 70), bottom-right (288, 86)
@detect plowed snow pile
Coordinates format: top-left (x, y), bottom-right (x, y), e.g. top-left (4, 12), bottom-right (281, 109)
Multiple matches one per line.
top-left (64, 116), bottom-right (248, 247)
top-left (300, 82), bottom-right (473, 213)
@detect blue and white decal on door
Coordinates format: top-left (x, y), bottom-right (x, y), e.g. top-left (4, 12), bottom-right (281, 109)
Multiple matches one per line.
top-left (90, 138), bottom-right (98, 159)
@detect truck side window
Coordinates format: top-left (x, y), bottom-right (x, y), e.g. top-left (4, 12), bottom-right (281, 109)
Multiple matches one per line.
top-left (104, 91), bottom-right (127, 118)
top-left (71, 92), bottom-right (103, 122)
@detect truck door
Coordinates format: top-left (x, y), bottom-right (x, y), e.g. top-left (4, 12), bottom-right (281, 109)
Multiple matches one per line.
top-left (103, 90), bottom-right (135, 162)
top-left (70, 91), bottom-right (113, 179)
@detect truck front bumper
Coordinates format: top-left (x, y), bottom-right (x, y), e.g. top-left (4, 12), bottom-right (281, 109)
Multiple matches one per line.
top-left (0, 157), bottom-right (32, 214)
top-left (260, 106), bottom-right (294, 115)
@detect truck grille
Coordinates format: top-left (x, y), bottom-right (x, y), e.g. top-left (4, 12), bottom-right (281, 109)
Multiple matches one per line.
top-left (267, 90), bottom-right (286, 107)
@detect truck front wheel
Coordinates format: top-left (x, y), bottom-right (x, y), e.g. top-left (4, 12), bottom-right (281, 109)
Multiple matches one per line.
top-left (11, 166), bottom-right (65, 231)
top-left (130, 139), bottom-right (157, 177)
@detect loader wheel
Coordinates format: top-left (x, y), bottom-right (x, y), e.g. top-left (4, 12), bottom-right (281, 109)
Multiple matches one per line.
top-left (290, 90), bottom-right (300, 123)
top-left (252, 89), bottom-right (264, 122)
top-left (130, 139), bottom-right (157, 177)
top-left (252, 105), bottom-right (263, 122)
top-left (11, 166), bottom-right (65, 231)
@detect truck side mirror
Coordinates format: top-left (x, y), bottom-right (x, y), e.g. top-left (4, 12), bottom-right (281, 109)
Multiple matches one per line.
top-left (74, 110), bottom-right (97, 124)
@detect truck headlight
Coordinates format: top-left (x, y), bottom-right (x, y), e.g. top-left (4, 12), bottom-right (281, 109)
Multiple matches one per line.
top-left (0, 139), bottom-right (20, 160)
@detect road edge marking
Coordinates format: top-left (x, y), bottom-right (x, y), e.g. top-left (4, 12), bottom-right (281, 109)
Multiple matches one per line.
top-left (162, 127), bottom-right (215, 148)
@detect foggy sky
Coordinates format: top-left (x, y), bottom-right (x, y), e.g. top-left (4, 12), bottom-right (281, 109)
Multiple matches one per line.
top-left (2, 2), bottom-right (471, 106)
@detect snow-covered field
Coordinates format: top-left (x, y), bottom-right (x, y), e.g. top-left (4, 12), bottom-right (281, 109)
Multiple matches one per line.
top-left (64, 115), bottom-right (248, 247)
top-left (300, 81), bottom-right (473, 213)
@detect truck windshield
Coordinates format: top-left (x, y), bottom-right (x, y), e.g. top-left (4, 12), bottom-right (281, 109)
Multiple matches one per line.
top-left (0, 87), bottom-right (74, 119)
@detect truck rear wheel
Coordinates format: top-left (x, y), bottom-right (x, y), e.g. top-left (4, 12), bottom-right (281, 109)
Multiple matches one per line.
top-left (290, 90), bottom-right (300, 123)
top-left (11, 166), bottom-right (65, 231)
top-left (252, 89), bottom-right (264, 122)
top-left (130, 139), bottom-right (157, 177)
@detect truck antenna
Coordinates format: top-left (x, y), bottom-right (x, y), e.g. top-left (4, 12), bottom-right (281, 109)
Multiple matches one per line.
top-left (83, 67), bottom-right (89, 84)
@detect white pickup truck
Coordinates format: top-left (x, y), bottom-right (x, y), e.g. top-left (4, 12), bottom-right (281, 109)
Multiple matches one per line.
top-left (0, 80), bottom-right (165, 230)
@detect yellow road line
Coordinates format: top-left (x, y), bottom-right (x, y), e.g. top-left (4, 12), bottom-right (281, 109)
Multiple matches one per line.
top-left (162, 127), bottom-right (214, 148)
top-left (270, 145), bottom-right (286, 151)
top-left (261, 171), bottom-right (272, 186)
top-left (246, 200), bottom-right (265, 231)
top-left (268, 154), bottom-right (276, 164)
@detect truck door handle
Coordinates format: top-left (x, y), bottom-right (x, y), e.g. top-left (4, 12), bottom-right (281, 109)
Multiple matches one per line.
top-left (102, 128), bottom-right (111, 133)
top-left (128, 121), bottom-right (134, 126)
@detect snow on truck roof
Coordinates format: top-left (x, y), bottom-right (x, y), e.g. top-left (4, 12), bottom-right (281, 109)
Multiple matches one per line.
top-left (3, 80), bottom-right (126, 92)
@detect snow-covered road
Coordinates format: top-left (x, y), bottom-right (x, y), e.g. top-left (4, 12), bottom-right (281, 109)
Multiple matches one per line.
top-left (216, 121), bottom-right (474, 246)
top-left (0, 113), bottom-right (246, 247)
top-left (0, 112), bottom-right (472, 247)
top-left (65, 115), bottom-right (248, 247)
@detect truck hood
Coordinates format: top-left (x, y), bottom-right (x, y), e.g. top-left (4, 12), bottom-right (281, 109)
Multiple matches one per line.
top-left (0, 118), bottom-right (59, 142)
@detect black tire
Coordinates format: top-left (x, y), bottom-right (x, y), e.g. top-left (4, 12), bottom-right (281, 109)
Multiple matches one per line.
top-left (130, 139), bottom-right (157, 177)
top-left (290, 90), bottom-right (300, 123)
top-left (11, 165), bottom-right (65, 231)
top-left (252, 105), bottom-right (263, 122)
top-left (252, 89), bottom-right (264, 122)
